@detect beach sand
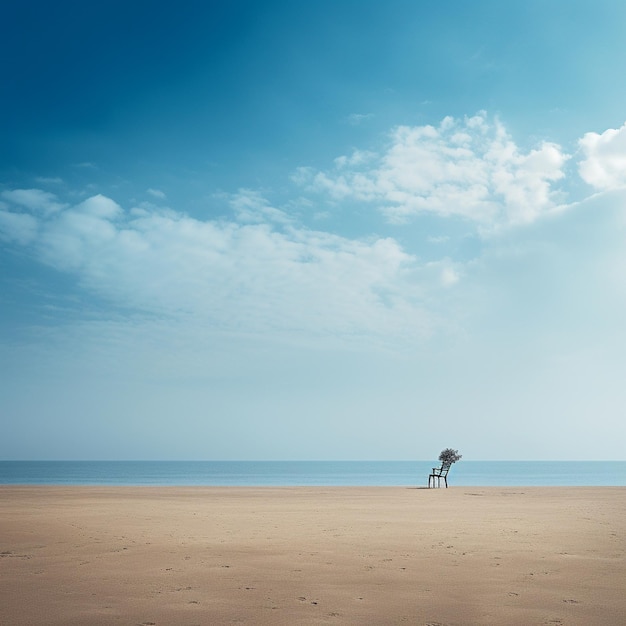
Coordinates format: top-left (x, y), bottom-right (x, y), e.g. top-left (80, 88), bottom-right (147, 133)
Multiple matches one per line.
top-left (0, 486), bottom-right (624, 625)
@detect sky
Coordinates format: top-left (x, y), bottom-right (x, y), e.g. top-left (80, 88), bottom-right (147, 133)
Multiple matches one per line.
top-left (2, 1), bottom-right (626, 461)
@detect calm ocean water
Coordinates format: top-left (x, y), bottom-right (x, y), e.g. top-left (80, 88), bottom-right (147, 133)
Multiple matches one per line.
top-left (0, 461), bottom-right (624, 486)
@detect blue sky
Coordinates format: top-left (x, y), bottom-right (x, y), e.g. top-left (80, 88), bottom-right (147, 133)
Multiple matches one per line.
top-left (2, 1), bottom-right (626, 460)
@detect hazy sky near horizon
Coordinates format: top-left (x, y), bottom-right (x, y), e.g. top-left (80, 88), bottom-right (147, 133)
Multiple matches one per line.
top-left (2, 1), bottom-right (626, 461)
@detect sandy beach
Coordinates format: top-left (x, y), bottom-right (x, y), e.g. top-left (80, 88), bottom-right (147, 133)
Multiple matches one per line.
top-left (0, 486), bottom-right (624, 625)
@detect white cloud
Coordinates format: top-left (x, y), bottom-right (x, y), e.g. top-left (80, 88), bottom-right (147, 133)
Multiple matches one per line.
top-left (228, 189), bottom-right (292, 225)
top-left (0, 189), bottom-right (447, 345)
top-left (346, 113), bottom-right (374, 126)
top-left (440, 265), bottom-right (460, 287)
top-left (296, 112), bottom-right (569, 231)
top-left (4, 114), bottom-right (625, 355)
top-left (0, 209), bottom-right (38, 244)
top-left (334, 150), bottom-right (377, 169)
top-left (37, 195), bottom-right (122, 271)
top-left (578, 121), bottom-right (626, 190)
top-left (1, 188), bottom-right (67, 215)
top-left (77, 194), bottom-right (122, 219)
top-left (147, 188), bottom-right (166, 199)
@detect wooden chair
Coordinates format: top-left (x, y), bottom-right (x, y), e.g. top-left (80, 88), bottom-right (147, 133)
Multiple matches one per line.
top-left (428, 461), bottom-right (452, 488)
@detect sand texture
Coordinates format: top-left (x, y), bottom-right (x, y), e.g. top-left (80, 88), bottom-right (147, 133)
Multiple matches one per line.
top-left (0, 486), bottom-right (624, 625)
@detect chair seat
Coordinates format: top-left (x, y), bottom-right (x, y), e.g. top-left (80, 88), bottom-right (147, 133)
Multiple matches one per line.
top-left (428, 462), bottom-right (452, 488)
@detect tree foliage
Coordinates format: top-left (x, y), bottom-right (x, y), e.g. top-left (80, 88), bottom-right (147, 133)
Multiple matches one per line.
top-left (439, 448), bottom-right (462, 465)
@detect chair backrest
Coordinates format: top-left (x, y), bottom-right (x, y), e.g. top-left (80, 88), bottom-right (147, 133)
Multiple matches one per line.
top-left (440, 461), bottom-right (452, 475)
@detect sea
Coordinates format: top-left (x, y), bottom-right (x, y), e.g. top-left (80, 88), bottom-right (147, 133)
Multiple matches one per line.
top-left (0, 461), bottom-right (624, 487)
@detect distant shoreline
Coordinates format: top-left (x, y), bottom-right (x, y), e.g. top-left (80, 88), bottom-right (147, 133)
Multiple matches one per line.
top-left (1, 460), bottom-right (625, 487)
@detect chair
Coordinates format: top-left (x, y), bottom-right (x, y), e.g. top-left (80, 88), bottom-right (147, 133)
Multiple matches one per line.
top-left (428, 461), bottom-right (452, 488)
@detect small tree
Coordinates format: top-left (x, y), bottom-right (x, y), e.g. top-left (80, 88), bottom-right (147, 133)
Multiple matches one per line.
top-left (439, 448), bottom-right (462, 465)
